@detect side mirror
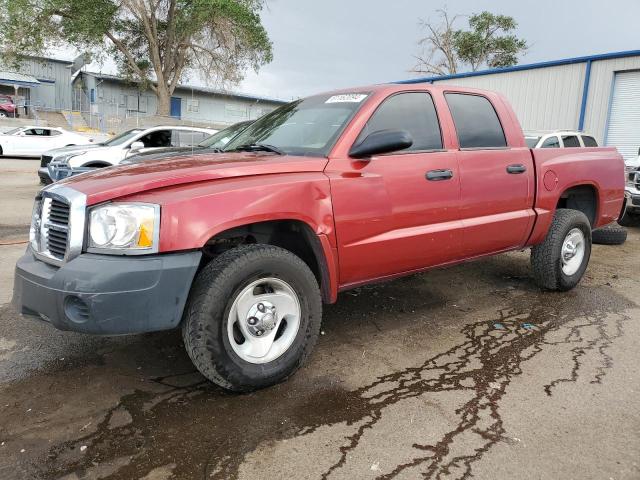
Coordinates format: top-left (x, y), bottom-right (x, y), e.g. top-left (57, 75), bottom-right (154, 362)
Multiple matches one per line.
top-left (130, 141), bottom-right (145, 151)
top-left (349, 129), bottom-right (413, 159)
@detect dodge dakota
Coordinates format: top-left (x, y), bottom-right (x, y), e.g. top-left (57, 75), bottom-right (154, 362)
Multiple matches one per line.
top-left (13, 84), bottom-right (625, 391)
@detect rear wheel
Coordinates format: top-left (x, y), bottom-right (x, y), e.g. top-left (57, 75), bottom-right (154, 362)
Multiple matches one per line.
top-left (531, 209), bottom-right (592, 291)
top-left (0, 111), bottom-right (7, 118)
top-left (182, 244), bottom-right (322, 392)
top-left (592, 223), bottom-right (628, 245)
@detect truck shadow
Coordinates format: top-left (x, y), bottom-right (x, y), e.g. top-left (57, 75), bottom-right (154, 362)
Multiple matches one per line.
top-left (36, 266), bottom-right (633, 480)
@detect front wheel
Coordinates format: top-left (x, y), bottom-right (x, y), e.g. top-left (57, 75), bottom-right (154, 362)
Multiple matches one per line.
top-left (182, 244), bottom-right (322, 392)
top-left (531, 209), bottom-right (592, 291)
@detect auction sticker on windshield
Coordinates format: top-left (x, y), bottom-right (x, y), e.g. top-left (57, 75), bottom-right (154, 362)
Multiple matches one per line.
top-left (325, 94), bottom-right (368, 103)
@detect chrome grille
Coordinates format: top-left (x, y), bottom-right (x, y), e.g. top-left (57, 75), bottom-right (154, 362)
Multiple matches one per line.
top-left (634, 171), bottom-right (640, 190)
top-left (42, 197), bottom-right (70, 260)
top-left (30, 185), bottom-right (86, 265)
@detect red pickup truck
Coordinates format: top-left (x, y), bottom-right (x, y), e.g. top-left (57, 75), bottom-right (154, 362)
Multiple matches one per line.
top-left (13, 84), bottom-right (625, 391)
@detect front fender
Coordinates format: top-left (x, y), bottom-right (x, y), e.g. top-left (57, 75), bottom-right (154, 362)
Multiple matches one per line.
top-left (122, 172), bottom-right (340, 302)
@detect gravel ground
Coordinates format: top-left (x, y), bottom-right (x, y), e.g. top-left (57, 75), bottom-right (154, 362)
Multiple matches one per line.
top-left (0, 158), bottom-right (638, 480)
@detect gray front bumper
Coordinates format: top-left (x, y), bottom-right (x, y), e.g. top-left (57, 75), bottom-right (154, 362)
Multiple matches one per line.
top-left (625, 186), bottom-right (640, 212)
top-left (12, 249), bottom-right (202, 335)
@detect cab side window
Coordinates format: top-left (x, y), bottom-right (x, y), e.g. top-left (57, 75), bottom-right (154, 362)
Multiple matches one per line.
top-left (541, 136), bottom-right (560, 148)
top-left (139, 130), bottom-right (172, 148)
top-left (356, 92), bottom-right (443, 152)
top-left (24, 129), bottom-right (48, 136)
top-left (173, 130), bottom-right (207, 147)
top-left (581, 135), bottom-right (598, 147)
top-left (445, 93), bottom-right (507, 149)
top-left (562, 135), bottom-right (581, 148)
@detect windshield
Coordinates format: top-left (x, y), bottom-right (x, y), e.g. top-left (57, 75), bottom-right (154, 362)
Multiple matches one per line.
top-left (223, 93), bottom-right (370, 156)
top-left (3, 127), bottom-right (22, 135)
top-left (199, 121), bottom-right (252, 148)
top-left (525, 136), bottom-right (540, 148)
top-left (103, 129), bottom-right (143, 146)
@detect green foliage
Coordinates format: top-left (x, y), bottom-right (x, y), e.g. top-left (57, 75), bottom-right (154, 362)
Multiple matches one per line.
top-left (0, 0), bottom-right (273, 113)
top-left (453, 12), bottom-right (527, 71)
top-left (413, 9), bottom-right (527, 76)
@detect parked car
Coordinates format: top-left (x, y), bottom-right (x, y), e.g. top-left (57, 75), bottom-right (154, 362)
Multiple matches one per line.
top-left (525, 130), bottom-right (599, 148)
top-left (619, 150), bottom-right (640, 226)
top-left (0, 126), bottom-right (93, 158)
top-left (14, 84), bottom-right (625, 392)
top-left (0, 94), bottom-right (17, 118)
top-left (120, 120), bottom-right (253, 165)
top-left (40, 125), bottom-right (217, 184)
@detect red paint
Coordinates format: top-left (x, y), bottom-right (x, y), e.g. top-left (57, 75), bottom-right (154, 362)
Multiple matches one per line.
top-left (543, 170), bottom-right (558, 191)
top-left (0, 94), bottom-right (17, 116)
top-left (64, 84), bottom-right (625, 303)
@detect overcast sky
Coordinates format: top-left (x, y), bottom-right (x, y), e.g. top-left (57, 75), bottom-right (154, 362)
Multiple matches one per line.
top-left (79, 0), bottom-right (640, 101)
top-left (234, 0), bottom-right (640, 100)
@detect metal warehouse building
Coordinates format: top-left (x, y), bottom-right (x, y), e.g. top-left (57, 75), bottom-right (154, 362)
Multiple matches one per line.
top-left (400, 50), bottom-right (640, 162)
top-left (0, 55), bottom-right (285, 130)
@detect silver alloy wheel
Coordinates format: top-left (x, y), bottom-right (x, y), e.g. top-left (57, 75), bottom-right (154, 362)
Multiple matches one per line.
top-left (561, 228), bottom-right (586, 276)
top-left (227, 277), bottom-right (301, 364)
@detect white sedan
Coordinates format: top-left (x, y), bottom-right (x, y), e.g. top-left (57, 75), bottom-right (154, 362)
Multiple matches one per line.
top-left (0, 126), bottom-right (94, 157)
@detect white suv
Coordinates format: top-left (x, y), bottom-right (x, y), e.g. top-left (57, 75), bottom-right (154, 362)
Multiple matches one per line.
top-left (41, 125), bottom-right (217, 183)
top-left (525, 130), bottom-right (599, 149)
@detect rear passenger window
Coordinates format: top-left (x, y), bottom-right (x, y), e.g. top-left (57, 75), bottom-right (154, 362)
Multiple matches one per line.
top-left (581, 135), bottom-right (598, 147)
top-left (541, 136), bottom-right (560, 148)
top-left (445, 93), bottom-right (507, 148)
top-left (562, 135), bottom-right (581, 148)
top-left (357, 92), bottom-right (442, 152)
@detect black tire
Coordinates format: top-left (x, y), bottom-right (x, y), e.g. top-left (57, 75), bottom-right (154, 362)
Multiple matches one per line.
top-left (182, 244), bottom-right (322, 392)
top-left (618, 209), bottom-right (640, 227)
top-left (592, 223), bottom-right (628, 245)
top-left (531, 209), bottom-right (592, 291)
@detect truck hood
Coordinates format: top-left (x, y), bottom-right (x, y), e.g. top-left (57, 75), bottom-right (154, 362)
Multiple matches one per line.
top-left (58, 152), bottom-right (329, 205)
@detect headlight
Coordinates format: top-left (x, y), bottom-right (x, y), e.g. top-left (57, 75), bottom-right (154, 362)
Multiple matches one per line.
top-left (57, 151), bottom-right (85, 166)
top-left (29, 198), bottom-right (43, 252)
top-left (87, 203), bottom-right (159, 254)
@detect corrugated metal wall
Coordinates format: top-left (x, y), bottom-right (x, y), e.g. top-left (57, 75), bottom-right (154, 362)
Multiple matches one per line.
top-left (19, 58), bottom-right (73, 110)
top-left (432, 63), bottom-right (586, 133)
top-left (582, 56), bottom-right (640, 143)
top-left (429, 55), bottom-right (640, 146)
top-left (89, 80), bottom-right (281, 127)
top-left (0, 57), bottom-right (73, 110)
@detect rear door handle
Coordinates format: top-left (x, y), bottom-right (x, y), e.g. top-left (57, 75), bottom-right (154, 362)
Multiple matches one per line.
top-left (506, 164), bottom-right (527, 174)
top-left (426, 169), bottom-right (454, 181)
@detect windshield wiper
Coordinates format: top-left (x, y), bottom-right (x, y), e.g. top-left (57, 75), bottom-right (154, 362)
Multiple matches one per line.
top-left (230, 143), bottom-right (285, 155)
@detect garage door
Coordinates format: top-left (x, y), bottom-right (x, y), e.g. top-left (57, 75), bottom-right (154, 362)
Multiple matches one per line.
top-left (605, 71), bottom-right (640, 163)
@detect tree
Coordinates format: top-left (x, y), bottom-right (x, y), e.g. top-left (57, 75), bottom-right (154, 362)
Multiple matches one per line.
top-left (454, 12), bottom-right (528, 72)
top-left (413, 9), bottom-right (461, 76)
top-left (0, 0), bottom-right (273, 115)
top-left (412, 9), bottom-right (527, 76)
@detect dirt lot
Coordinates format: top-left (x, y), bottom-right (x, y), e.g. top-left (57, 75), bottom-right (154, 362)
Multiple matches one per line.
top-left (0, 158), bottom-right (639, 480)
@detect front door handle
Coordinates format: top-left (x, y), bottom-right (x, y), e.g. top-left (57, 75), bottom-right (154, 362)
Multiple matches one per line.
top-left (426, 169), bottom-right (454, 181)
top-left (506, 164), bottom-right (527, 174)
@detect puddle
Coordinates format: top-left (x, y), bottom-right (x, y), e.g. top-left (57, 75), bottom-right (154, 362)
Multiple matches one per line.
top-left (34, 283), bottom-right (633, 480)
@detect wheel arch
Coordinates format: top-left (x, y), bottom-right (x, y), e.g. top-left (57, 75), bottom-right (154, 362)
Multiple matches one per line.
top-left (201, 219), bottom-right (338, 304)
top-left (80, 161), bottom-right (112, 168)
top-left (555, 183), bottom-right (599, 227)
